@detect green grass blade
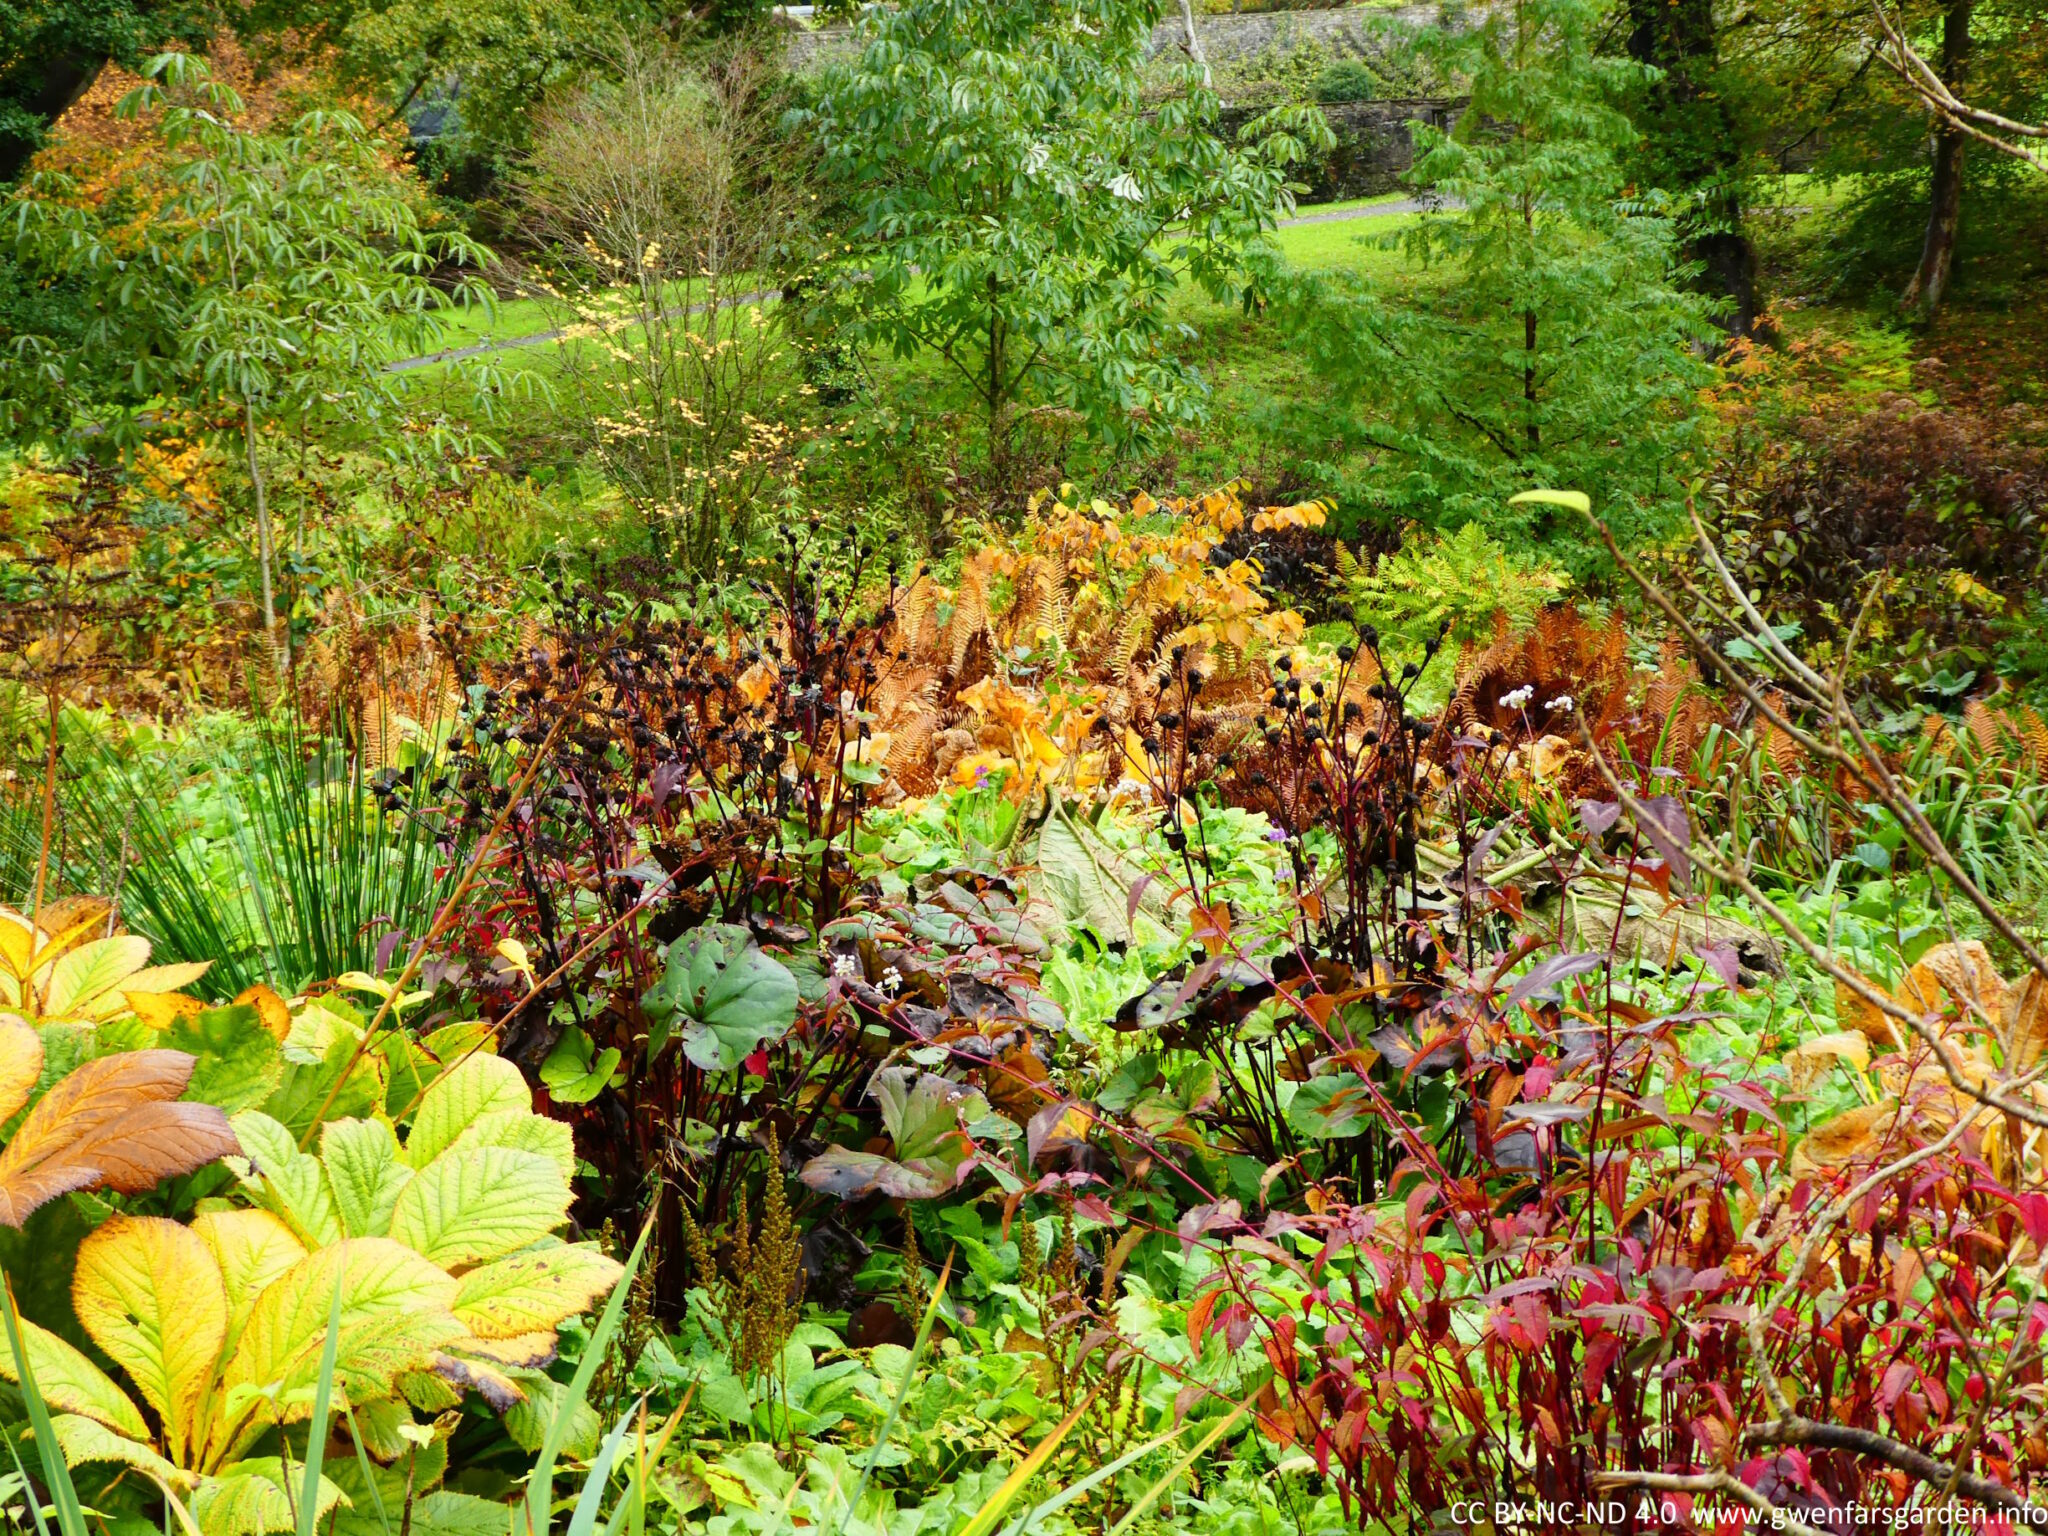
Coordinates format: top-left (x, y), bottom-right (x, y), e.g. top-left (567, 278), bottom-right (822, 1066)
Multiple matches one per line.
top-left (598, 1397), bottom-right (689, 1536)
top-left (7, 1431), bottom-right (54, 1536)
top-left (955, 1390), bottom-right (1095, 1536)
top-left (815, 1249), bottom-right (954, 1536)
top-left (565, 1400), bottom-right (641, 1536)
top-left (296, 1262), bottom-right (347, 1536)
top-left (994, 1421), bottom-right (1192, 1536)
top-left (523, 1209), bottom-right (656, 1536)
top-left (341, 1406), bottom-right (393, 1536)
top-left (1, 1278), bottom-right (88, 1536)
top-left (1103, 1391), bottom-right (1255, 1536)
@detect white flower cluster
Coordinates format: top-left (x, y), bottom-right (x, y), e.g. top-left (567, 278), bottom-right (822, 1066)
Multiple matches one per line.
top-left (1548, 695), bottom-right (1576, 715)
top-left (1500, 685), bottom-right (1536, 710)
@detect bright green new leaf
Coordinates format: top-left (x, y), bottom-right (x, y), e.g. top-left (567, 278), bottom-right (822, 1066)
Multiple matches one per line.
top-left (321, 1119), bottom-right (413, 1239)
top-left (538, 1029), bottom-right (621, 1106)
top-left (231, 1112), bottom-right (343, 1248)
top-left (190, 1458), bottom-right (346, 1536)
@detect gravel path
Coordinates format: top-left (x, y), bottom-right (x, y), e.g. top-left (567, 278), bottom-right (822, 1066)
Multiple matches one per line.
top-left (389, 198), bottom-right (1440, 372)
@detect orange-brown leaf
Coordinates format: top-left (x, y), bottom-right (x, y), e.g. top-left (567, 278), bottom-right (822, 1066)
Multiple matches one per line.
top-left (0, 1050), bottom-right (238, 1227)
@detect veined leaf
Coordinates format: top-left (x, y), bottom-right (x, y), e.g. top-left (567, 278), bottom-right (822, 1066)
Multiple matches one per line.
top-left (0, 1050), bottom-right (238, 1227)
top-left (451, 1244), bottom-right (624, 1339)
top-left (215, 1239), bottom-right (463, 1461)
top-left (190, 1458), bottom-right (347, 1536)
top-left (0, 1308), bottom-right (149, 1438)
top-left (72, 1216), bottom-right (229, 1466)
top-left (192, 1210), bottom-right (307, 1349)
top-left (321, 1119), bottom-right (413, 1239)
top-left (231, 1111), bottom-right (342, 1247)
top-left (447, 1109), bottom-right (573, 1177)
top-left (46, 1413), bottom-right (195, 1490)
top-left (264, 1033), bottom-right (385, 1140)
top-left (0, 1012), bottom-right (45, 1123)
top-left (165, 1005), bottom-right (285, 1115)
top-left (389, 1147), bottom-right (571, 1268)
top-left (405, 1055), bottom-right (529, 1170)
top-left (42, 937), bottom-right (152, 1019)
top-left (641, 925), bottom-right (798, 1073)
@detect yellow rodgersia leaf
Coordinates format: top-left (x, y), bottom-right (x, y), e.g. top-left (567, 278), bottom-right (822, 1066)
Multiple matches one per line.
top-left (192, 1210), bottom-right (307, 1345)
top-left (73, 1215), bottom-right (229, 1466)
top-left (0, 1310), bottom-right (149, 1439)
top-left (214, 1238), bottom-right (464, 1463)
top-left (389, 1147), bottom-right (572, 1269)
top-left (451, 1243), bottom-right (625, 1340)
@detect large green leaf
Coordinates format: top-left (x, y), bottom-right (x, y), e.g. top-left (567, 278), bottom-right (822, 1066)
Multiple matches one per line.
top-left (404, 1054), bottom-right (529, 1170)
top-left (43, 937), bottom-right (152, 1018)
top-left (191, 1459), bottom-right (346, 1536)
top-left (641, 924), bottom-right (798, 1073)
top-left (231, 1111), bottom-right (342, 1248)
top-left (388, 1147), bottom-right (571, 1268)
top-left (798, 1069), bottom-right (986, 1200)
top-left (447, 1109), bottom-right (574, 1178)
top-left (47, 1414), bottom-right (193, 1490)
top-left (165, 1004), bottom-right (284, 1115)
top-left (263, 1033), bottom-right (385, 1142)
top-left (538, 1028), bottom-right (620, 1107)
top-left (216, 1239), bottom-right (463, 1457)
top-left (321, 1119), bottom-right (413, 1239)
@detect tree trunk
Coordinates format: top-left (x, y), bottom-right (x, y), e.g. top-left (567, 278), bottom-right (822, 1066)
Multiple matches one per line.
top-left (0, 52), bottom-right (103, 183)
top-left (1627, 0), bottom-right (1762, 339)
top-left (1904, 0), bottom-right (1974, 315)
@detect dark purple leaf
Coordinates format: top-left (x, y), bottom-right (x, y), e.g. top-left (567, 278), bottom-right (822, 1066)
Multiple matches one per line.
top-left (1577, 799), bottom-right (1621, 837)
top-left (1634, 794), bottom-right (1693, 891)
top-left (1692, 939), bottom-right (1742, 992)
top-left (1178, 1198), bottom-right (1242, 1258)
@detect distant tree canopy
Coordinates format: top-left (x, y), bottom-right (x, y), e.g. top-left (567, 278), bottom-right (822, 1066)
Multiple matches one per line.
top-left (0, 0), bottom-right (209, 181)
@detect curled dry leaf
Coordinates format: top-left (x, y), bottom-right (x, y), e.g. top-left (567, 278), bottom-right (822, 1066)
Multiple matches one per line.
top-left (1784, 1031), bottom-right (1871, 1097)
top-left (1789, 1099), bottom-right (1902, 1181)
top-left (0, 1048), bottom-right (239, 1227)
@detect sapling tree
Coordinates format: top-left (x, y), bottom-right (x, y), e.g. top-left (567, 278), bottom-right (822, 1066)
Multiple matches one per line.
top-left (1274, 0), bottom-right (1716, 570)
top-left (3, 52), bottom-right (496, 663)
top-left (795, 0), bottom-right (1329, 464)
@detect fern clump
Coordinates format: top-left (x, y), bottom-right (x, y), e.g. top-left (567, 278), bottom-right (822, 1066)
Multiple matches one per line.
top-left (1341, 523), bottom-right (1570, 654)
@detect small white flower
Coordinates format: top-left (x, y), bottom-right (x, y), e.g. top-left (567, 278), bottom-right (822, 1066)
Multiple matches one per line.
top-left (1547, 695), bottom-right (1576, 715)
top-left (1106, 172), bottom-right (1144, 203)
top-left (832, 953), bottom-right (859, 980)
top-left (1500, 685), bottom-right (1536, 710)
top-left (881, 965), bottom-right (903, 995)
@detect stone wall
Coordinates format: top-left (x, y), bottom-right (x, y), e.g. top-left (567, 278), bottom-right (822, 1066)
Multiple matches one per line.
top-left (1277, 97), bottom-right (1462, 200)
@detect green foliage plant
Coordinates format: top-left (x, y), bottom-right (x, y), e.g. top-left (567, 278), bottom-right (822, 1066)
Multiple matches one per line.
top-left (0, 1047), bottom-right (623, 1535)
top-left (796, 0), bottom-right (1331, 463)
top-left (1339, 520), bottom-right (1570, 652)
top-left (3, 53), bottom-right (498, 658)
top-left (1273, 0), bottom-right (1716, 572)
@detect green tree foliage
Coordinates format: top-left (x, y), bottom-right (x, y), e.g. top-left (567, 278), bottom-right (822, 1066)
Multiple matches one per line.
top-left (0, 0), bottom-right (209, 182)
top-left (1273, 0), bottom-right (1715, 571)
top-left (3, 53), bottom-right (495, 653)
top-left (795, 0), bottom-right (1330, 457)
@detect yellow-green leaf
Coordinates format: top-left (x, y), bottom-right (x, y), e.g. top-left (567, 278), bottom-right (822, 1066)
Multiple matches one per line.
top-left (389, 1148), bottom-right (570, 1268)
top-left (215, 1238), bottom-right (463, 1462)
top-left (321, 1119), bottom-right (413, 1239)
top-left (192, 1210), bottom-right (307, 1337)
top-left (47, 1413), bottom-right (196, 1490)
top-left (191, 1458), bottom-right (347, 1536)
top-left (230, 1111), bottom-right (341, 1247)
top-left (0, 1307), bottom-right (149, 1439)
top-left (447, 1108), bottom-right (574, 1178)
top-left (1507, 488), bottom-right (1592, 515)
top-left (451, 1244), bottom-right (624, 1340)
top-left (43, 936), bottom-right (152, 1018)
top-left (72, 1215), bottom-right (228, 1466)
top-left (405, 1055), bottom-right (529, 1170)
